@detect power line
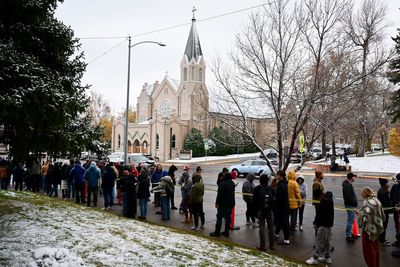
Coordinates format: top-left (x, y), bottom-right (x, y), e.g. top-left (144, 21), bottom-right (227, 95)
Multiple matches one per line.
top-left (86, 38), bottom-right (127, 65)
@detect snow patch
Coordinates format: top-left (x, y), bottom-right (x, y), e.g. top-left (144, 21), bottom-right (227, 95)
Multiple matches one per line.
top-left (29, 247), bottom-right (85, 267)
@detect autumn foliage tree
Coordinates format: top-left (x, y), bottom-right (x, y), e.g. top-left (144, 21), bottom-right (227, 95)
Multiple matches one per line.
top-left (388, 127), bottom-right (400, 157)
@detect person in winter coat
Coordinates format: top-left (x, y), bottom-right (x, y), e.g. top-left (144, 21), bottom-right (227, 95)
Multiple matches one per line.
top-left (359, 187), bottom-right (385, 267)
top-left (377, 178), bottom-right (392, 246)
top-left (69, 161), bottom-right (85, 204)
top-left (306, 191), bottom-right (334, 265)
top-left (312, 171), bottom-right (325, 208)
top-left (119, 170), bottom-right (138, 218)
top-left (60, 162), bottom-right (69, 199)
top-left (274, 170), bottom-right (290, 245)
top-left (296, 174), bottom-right (308, 231)
top-left (151, 164), bottom-right (163, 207)
top-left (242, 172), bottom-right (256, 226)
top-left (210, 172), bottom-right (236, 238)
top-left (13, 162), bottom-right (25, 191)
top-left (65, 159), bottom-right (75, 199)
top-left (253, 174), bottom-right (275, 251)
top-left (390, 173), bottom-right (400, 234)
top-left (151, 175), bottom-right (174, 221)
top-left (287, 170), bottom-right (302, 235)
top-left (181, 171), bottom-right (193, 223)
top-left (49, 163), bottom-right (62, 197)
top-left (137, 166), bottom-right (151, 219)
top-left (343, 152), bottom-right (350, 171)
top-left (342, 172), bottom-right (359, 243)
top-left (191, 172), bottom-right (205, 230)
top-left (102, 163), bottom-right (117, 210)
top-left (168, 164), bottom-right (178, 210)
top-left (84, 162), bottom-right (101, 207)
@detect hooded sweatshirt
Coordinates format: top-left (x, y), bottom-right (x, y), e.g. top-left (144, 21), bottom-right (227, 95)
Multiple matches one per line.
top-left (152, 176), bottom-right (174, 197)
top-left (242, 173), bottom-right (255, 202)
top-left (191, 173), bottom-right (204, 204)
top-left (84, 162), bottom-right (101, 187)
top-left (358, 194), bottom-right (384, 241)
top-left (287, 171), bottom-right (302, 209)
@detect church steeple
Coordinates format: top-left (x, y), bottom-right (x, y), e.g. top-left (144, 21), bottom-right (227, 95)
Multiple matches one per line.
top-left (184, 7), bottom-right (203, 62)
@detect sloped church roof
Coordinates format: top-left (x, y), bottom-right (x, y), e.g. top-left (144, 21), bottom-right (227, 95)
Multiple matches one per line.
top-left (184, 17), bottom-right (203, 62)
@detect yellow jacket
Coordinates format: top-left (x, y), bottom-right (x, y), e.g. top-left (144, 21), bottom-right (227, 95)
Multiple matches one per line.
top-left (287, 171), bottom-right (302, 209)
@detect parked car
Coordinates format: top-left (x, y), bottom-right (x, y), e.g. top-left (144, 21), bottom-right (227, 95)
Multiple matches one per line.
top-left (259, 148), bottom-right (279, 159)
top-left (310, 147), bottom-right (322, 160)
top-left (229, 159), bottom-right (276, 177)
top-left (127, 153), bottom-right (155, 173)
top-left (290, 153), bottom-right (302, 163)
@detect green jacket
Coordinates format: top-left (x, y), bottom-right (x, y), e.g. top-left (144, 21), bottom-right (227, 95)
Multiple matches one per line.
top-left (191, 180), bottom-right (204, 204)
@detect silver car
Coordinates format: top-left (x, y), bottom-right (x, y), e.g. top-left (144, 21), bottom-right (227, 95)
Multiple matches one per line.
top-left (229, 159), bottom-right (276, 177)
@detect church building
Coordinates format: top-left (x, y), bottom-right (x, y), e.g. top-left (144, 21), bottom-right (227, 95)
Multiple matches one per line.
top-left (112, 14), bottom-right (276, 161)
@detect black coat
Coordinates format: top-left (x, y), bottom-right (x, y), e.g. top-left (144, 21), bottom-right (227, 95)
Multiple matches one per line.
top-left (314, 193), bottom-right (334, 227)
top-left (137, 173), bottom-right (150, 199)
top-left (102, 168), bottom-right (116, 189)
top-left (119, 175), bottom-right (137, 194)
top-left (216, 178), bottom-right (235, 208)
top-left (390, 184), bottom-right (400, 206)
top-left (253, 184), bottom-right (275, 211)
top-left (275, 180), bottom-right (289, 212)
top-left (342, 180), bottom-right (358, 207)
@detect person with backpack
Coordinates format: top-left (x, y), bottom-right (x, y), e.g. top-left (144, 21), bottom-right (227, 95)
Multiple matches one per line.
top-left (253, 174), bottom-right (275, 251)
top-left (306, 190), bottom-right (334, 265)
top-left (242, 172), bottom-right (256, 226)
top-left (151, 175), bottom-right (174, 221)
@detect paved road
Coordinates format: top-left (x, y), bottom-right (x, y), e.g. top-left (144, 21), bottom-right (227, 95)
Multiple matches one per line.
top-left (51, 157), bottom-right (400, 266)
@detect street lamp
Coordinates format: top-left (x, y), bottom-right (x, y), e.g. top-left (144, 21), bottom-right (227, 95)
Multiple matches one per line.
top-left (124, 36), bottom-right (166, 166)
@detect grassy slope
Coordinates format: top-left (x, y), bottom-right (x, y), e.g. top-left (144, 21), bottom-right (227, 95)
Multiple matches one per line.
top-left (0, 191), bottom-right (303, 267)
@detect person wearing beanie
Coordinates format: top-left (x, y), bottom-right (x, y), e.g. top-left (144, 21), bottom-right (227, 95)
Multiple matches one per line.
top-left (210, 173), bottom-right (235, 238)
top-left (377, 178), bottom-right (392, 246)
top-left (287, 170), bottom-right (302, 235)
top-left (359, 187), bottom-right (385, 267)
top-left (306, 191), bottom-right (334, 265)
top-left (297, 175), bottom-right (308, 231)
top-left (253, 174), bottom-right (275, 251)
top-left (342, 172), bottom-right (358, 243)
top-left (390, 173), bottom-right (400, 236)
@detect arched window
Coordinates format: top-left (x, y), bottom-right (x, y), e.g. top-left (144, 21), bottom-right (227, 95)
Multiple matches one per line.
top-left (199, 68), bottom-right (202, 82)
top-left (191, 66), bottom-right (194, 80)
top-left (171, 134), bottom-right (176, 148)
top-left (156, 134), bottom-right (160, 149)
top-left (183, 68), bottom-right (187, 81)
top-left (118, 134), bottom-right (121, 148)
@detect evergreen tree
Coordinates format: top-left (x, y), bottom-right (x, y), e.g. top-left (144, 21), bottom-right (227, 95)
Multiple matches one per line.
top-left (184, 128), bottom-right (205, 157)
top-left (387, 29), bottom-right (400, 122)
top-left (0, 0), bottom-right (95, 161)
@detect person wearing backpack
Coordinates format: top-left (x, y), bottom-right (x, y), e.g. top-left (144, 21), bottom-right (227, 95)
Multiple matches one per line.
top-left (253, 174), bottom-right (275, 251)
top-left (151, 175), bottom-right (174, 221)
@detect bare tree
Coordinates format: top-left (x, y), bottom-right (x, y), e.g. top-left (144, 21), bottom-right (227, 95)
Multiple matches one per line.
top-left (345, 0), bottom-right (388, 156)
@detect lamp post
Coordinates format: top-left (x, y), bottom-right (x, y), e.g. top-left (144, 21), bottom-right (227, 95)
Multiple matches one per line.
top-left (124, 36), bottom-right (166, 166)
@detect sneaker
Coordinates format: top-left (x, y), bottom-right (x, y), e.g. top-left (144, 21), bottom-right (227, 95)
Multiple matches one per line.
top-left (305, 257), bottom-right (318, 265)
top-left (278, 240), bottom-right (290, 245)
top-left (191, 226), bottom-right (198, 231)
top-left (171, 206), bottom-right (178, 210)
top-left (299, 225), bottom-right (304, 231)
top-left (380, 240), bottom-right (391, 246)
top-left (246, 221), bottom-right (252, 226)
top-left (346, 236), bottom-right (355, 243)
top-left (200, 225), bottom-right (205, 229)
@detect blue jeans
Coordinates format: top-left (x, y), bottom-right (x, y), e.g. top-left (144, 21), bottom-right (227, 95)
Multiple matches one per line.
top-left (67, 180), bottom-right (75, 198)
top-left (160, 195), bottom-right (170, 220)
top-left (139, 198), bottom-right (148, 218)
top-left (103, 187), bottom-right (114, 208)
top-left (346, 206), bottom-right (355, 237)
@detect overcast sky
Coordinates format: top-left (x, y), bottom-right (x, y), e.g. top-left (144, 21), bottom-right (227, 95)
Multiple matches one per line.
top-left (55, 0), bottom-right (400, 115)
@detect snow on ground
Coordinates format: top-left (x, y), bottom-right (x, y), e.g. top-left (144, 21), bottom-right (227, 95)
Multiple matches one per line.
top-left (348, 154), bottom-right (400, 173)
top-left (0, 191), bottom-right (300, 267)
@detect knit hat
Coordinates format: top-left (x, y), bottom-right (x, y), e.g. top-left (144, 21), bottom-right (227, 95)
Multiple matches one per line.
top-left (183, 166), bottom-right (190, 171)
top-left (379, 178), bottom-right (388, 187)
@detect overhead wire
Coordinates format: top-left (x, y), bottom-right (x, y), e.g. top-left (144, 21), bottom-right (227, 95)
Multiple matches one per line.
top-left (81, 1), bottom-right (279, 64)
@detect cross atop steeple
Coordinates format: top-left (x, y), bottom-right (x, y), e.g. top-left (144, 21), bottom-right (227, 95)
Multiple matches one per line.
top-left (192, 6), bottom-right (197, 21)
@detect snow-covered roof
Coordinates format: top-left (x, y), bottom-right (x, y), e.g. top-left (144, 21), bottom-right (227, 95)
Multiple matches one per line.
top-left (137, 120), bottom-right (150, 125)
top-left (166, 76), bottom-right (180, 91)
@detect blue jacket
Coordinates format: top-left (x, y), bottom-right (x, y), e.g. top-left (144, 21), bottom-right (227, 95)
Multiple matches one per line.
top-left (151, 170), bottom-right (163, 184)
top-left (70, 164), bottom-right (85, 185)
top-left (84, 165), bottom-right (101, 187)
